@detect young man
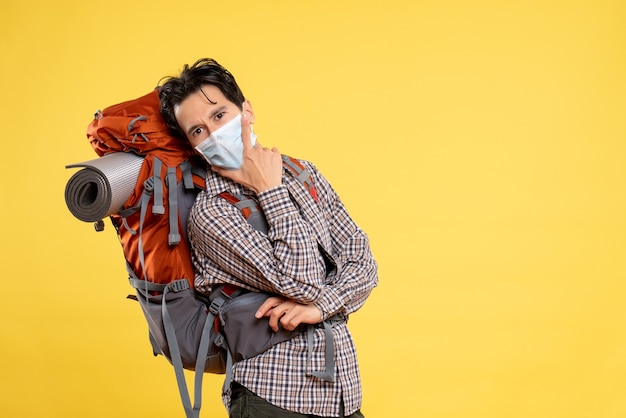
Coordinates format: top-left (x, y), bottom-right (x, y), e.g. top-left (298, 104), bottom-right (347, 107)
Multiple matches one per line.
top-left (159, 58), bottom-right (378, 418)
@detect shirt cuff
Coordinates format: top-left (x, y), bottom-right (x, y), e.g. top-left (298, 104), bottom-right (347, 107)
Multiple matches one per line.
top-left (315, 287), bottom-right (343, 320)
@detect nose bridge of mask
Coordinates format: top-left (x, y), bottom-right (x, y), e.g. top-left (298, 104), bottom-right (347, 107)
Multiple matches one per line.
top-left (194, 112), bottom-right (256, 170)
top-left (209, 110), bottom-right (255, 146)
top-left (210, 113), bottom-right (242, 140)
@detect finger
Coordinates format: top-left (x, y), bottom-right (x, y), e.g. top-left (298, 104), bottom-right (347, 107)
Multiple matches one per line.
top-left (268, 306), bottom-right (287, 332)
top-left (241, 112), bottom-right (254, 152)
top-left (280, 310), bottom-right (300, 331)
top-left (255, 296), bottom-right (283, 318)
top-left (268, 302), bottom-right (295, 332)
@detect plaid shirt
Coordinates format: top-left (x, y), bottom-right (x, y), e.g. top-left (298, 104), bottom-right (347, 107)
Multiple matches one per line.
top-left (187, 158), bottom-right (378, 416)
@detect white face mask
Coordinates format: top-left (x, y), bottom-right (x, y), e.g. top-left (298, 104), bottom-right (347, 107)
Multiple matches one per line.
top-left (194, 113), bottom-right (257, 170)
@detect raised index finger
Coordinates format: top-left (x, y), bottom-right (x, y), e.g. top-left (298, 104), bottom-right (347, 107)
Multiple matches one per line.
top-left (241, 112), bottom-right (255, 152)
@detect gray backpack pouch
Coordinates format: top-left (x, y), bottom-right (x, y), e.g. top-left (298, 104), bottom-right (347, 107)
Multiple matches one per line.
top-left (136, 285), bottom-right (226, 373)
top-left (219, 291), bottom-right (303, 362)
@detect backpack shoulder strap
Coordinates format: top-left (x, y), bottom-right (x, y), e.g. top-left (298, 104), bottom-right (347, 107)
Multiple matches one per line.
top-left (281, 155), bottom-right (319, 203)
top-left (218, 191), bottom-right (269, 234)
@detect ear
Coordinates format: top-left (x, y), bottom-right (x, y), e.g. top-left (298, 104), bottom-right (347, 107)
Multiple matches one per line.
top-left (242, 100), bottom-right (255, 124)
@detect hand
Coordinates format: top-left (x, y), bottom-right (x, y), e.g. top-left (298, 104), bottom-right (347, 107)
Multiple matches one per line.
top-left (211, 113), bottom-right (283, 193)
top-left (255, 296), bottom-right (322, 332)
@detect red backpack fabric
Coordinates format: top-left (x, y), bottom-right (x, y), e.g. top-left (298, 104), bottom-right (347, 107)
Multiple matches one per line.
top-left (86, 88), bottom-right (205, 289)
top-left (88, 89), bottom-right (188, 156)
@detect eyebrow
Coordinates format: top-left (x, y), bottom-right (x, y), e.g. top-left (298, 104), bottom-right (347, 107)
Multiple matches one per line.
top-left (185, 105), bottom-right (228, 137)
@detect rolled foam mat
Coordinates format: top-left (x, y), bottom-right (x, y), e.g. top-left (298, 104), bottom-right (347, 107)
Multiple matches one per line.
top-left (65, 152), bottom-right (144, 222)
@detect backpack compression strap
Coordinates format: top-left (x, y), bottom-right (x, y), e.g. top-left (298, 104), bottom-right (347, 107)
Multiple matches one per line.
top-left (305, 313), bottom-right (346, 383)
top-left (119, 157), bottom-right (204, 280)
top-left (205, 284), bottom-right (243, 392)
top-left (127, 277), bottom-right (204, 418)
top-left (163, 282), bottom-right (241, 418)
top-left (128, 277), bottom-right (242, 418)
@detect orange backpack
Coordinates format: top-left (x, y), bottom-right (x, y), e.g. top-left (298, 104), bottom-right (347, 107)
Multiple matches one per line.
top-left (86, 89), bottom-right (205, 289)
top-left (78, 89), bottom-right (226, 418)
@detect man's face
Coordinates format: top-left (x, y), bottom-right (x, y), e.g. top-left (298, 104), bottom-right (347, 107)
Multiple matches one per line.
top-left (174, 84), bottom-right (254, 148)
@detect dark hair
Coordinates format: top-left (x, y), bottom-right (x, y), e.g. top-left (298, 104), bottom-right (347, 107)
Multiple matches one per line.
top-left (159, 58), bottom-right (246, 139)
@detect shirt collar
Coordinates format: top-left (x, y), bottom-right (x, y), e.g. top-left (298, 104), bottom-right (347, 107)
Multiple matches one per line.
top-left (204, 167), bottom-right (253, 197)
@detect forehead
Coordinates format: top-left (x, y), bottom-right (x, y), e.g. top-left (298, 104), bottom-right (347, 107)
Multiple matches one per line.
top-left (178, 84), bottom-right (227, 112)
top-left (174, 85), bottom-right (235, 125)
top-left (195, 84), bottom-right (227, 103)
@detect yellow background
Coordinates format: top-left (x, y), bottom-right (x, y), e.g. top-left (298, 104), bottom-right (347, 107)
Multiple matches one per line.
top-left (1, 0), bottom-right (625, 417)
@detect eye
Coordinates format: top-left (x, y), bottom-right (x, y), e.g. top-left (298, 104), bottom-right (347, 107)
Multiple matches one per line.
top-left (191, 127), bottom-right (205, 137)
top-left (214, 112), bottom-right (224, 121)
